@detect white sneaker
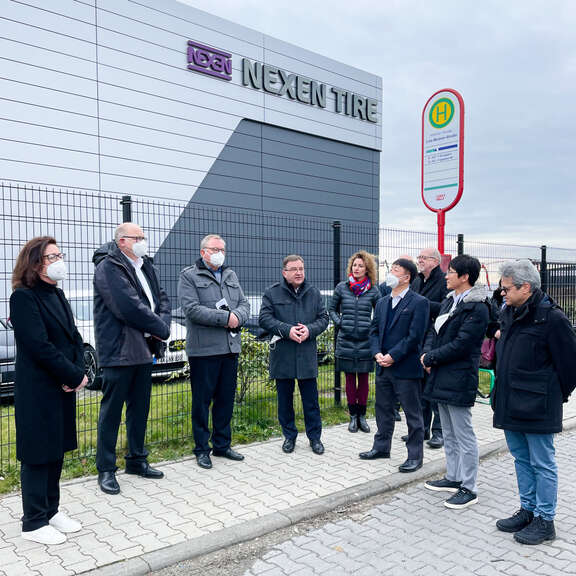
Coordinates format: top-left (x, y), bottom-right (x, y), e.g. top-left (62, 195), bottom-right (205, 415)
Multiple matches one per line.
top-left (21, 525), bottom-right (66, 545)
top-left (49, 512), bottom-right (82, 533)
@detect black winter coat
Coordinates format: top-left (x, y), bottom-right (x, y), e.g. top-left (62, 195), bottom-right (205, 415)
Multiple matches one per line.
top-left (93, 242), bottom-right (171, 367)
top-left (422, 285), bottom-right (490, 407)
top-left (412, 265), bottom-right (449, 321)
top-left (259, 279), bottom-right (329, 380)
top-left (329, 281), bottom-right (380, 366)
top-left (10, 282), bottom-right (85, 464)
top-left (492, 290), bottom-right (576, 434)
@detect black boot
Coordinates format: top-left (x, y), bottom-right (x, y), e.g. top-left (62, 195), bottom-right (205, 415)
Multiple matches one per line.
top-left (357, 405), bottom-right (370, 433)
top-left (348, 404), bottom-right (358, 432)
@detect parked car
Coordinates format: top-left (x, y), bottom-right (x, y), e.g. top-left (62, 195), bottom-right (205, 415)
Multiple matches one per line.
top-left (67, 291), bottom-right (188, 390)
top-left (0, 318), bottom-right (16, 401)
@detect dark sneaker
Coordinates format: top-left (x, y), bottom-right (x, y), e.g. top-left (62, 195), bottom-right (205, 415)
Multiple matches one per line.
top-left (444, 487), bottom-right (478, 509)
top-left (424, 477), bottom-right (462, 493)
top-left (514, 516), bottom-right (556, 545)
top-left (496, 508), bottom-right (534, 533)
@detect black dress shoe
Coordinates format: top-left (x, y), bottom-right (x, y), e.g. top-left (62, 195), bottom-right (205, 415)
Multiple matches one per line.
top-left (359, 449), bottom-right (390, 460)
top-left (427, 435), bottom-right (444, 449)
top-left (98, 471), bottom-right (120, 495)
top-left (125, 462), bottom-right (164, 479)
top-left (282, 438), bottom-right (295, 453)
top-left (213, 448), bottom-right (245, 461)
top-left (196, 453), bottom-right (213, 469)
top-left (310, 440), bottom-right (324, 455)
top-left (399, 458), bottom-right (423, 473)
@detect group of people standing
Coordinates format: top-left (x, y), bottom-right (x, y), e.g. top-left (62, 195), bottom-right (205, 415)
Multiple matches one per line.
top-left (9, 229), bottom-right (576, 548)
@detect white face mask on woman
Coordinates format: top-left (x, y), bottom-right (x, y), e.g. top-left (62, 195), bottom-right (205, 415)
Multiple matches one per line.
top-left (46, 260), bottom-right (67, 282)
top-left (132, 239), bottom-right (148, 258)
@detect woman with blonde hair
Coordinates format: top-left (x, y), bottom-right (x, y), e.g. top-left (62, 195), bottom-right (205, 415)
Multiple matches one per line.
top-left (329, 251), bottom-right (380, 432)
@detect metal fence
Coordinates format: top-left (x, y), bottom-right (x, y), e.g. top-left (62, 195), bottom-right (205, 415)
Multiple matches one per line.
top-left (1, 183), bottom-right (575, 476)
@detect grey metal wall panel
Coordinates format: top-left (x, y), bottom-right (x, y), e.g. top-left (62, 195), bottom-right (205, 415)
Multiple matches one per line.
top-left (0, 118), bottom-right (98, 154)
top-left (97, 104), bottom-right (237, 145)
top-left (0, 17), bottom-right (96, 61)
top-left (99, 173), bottom-right (197, 198)
top-left (1, 1), bottom-right (95, 40)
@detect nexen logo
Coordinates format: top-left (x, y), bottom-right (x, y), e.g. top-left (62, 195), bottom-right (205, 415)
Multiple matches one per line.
top-left (187, 40), bottom-right (232, 81)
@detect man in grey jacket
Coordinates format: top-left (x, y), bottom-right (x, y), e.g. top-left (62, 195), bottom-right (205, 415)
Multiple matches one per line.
top-left (258, 255), bottom-right (329, 455)
top-left (178, 234), bottom-right (250, 469)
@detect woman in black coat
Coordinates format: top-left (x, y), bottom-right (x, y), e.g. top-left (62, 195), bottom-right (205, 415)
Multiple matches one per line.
top-left (10, 236), bottom-right (88, 545)
top-left (329, 251), bottom-right (380, 433)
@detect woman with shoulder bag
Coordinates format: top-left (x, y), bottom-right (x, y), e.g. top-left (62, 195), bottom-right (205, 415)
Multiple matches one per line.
top-left (329, 251), bottom-right (380, 433)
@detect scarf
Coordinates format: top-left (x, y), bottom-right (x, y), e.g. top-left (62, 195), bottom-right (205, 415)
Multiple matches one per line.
top-left (349, 275), bottom-right (371, 297)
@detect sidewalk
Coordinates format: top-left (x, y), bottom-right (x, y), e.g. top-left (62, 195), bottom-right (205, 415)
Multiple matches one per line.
top-left (1, 400), bottom-right (576, 576)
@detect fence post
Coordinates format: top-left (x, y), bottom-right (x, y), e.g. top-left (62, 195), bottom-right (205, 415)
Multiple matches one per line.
top-left (332, 220), bottom-right (342, 406)
top-left (121, 195), bottom-right (132, 222)
top-left (457, 233), bottom-right (464, 256)
top-left (540, 245), bottom-right (548, 294)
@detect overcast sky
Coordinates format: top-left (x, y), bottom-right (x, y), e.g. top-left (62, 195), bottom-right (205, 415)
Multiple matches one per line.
top-left (181, 0), bottom-right (576, 250)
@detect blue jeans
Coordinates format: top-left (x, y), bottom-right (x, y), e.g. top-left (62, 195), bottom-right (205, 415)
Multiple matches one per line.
top-left (504, 430), bottom-right (557, 521)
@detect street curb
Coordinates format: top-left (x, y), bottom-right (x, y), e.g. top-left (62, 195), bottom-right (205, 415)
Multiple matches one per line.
top-left (85, 415), bottom-right (576, 575)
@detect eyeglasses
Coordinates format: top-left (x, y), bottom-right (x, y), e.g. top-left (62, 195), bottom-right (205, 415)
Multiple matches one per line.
top-left (446, 269), bottom-right (457, 275)
top-left (43, 253), bottom-right (65, 263)
top-left (284, 267), bottom-right (305, 273)
top-left (499, 285), bottom-right (518, 294)
top-left (204, 247), bottom-right (226, 254)
top-left (417, 256), bottom-right (437, 261)
top-left (121, 235), bottom-right (146, 242)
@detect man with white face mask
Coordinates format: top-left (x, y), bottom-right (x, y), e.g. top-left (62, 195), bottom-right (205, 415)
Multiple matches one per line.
top-left (178, 234), bottom-right (250, 469)
top-left (93, 222), bottom-right (171, 495)
top-left (360, 258), bottom-right (429, 473)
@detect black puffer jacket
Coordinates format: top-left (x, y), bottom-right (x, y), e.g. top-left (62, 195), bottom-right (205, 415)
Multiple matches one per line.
top-left (329, 281), bottom-right (380, 360)
top-left (493, 290), bottom-right (576, 434)
top-left (93, 242), bottom-right (171, 367)
top-left (422, 285), bottom-right (490, 407)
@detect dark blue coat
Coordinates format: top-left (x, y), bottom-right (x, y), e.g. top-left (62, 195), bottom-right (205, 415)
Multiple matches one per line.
top-left (93, 242), bottom-right (171, 367)
top-left (369, 290), bottom-right (429, 379)
top-left (259, 279), bottom-right (329, 380)
top-left (493, 290), bottom-right (576, 433)
top-left (422, 285), bottom-right (490, 407)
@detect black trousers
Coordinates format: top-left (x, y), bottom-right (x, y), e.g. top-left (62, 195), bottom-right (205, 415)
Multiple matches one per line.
top-left (422, 397), bottom-right (443, 437)
top-left (20, 459), bottom-right (63, 532)
top-left (373, 368), bottom-right (424, 460)
top-left (276, 378), bottom-right (322, 442)
top-left (189, 354), bottom-right (238, 455)
top-left (96, 363), bottom-right (153, 472)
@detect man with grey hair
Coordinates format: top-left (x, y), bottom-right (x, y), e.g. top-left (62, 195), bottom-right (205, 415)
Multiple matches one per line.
top-left (493, 259), bottom-right (576, 545)
top-left (93, 222), bottom-right (171, 494)
top-left (412, 247), bottom-right (448, 449)
top-left (178, 234), bottom-right (250, 469)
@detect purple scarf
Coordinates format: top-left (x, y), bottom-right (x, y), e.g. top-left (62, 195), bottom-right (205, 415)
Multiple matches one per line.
top-left (349, 275), bottom-right (371, 297)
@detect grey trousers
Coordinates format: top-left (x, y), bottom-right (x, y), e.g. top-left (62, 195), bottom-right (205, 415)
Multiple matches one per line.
top-left (438, 403), bottom-right (479, 493)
